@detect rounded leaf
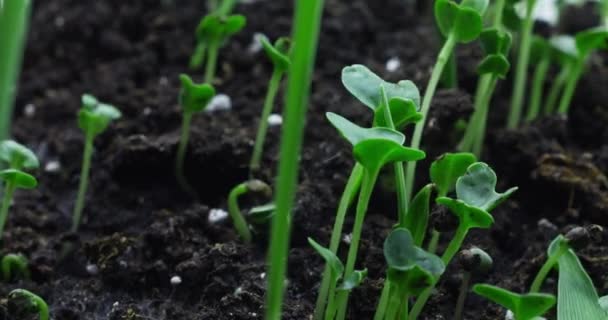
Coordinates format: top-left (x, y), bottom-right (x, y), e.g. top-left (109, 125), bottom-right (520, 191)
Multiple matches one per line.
top-left (326, 112), bottom-right (405, 146)
top-left (479, 28), bottom-right (512, 56)
top-left (435, 0), bottom-right (487, 43)
top-left (337, 269), bottom-right (368, 292)
top-left (473, 284), bottom-right (556, 320)
top-left (384, 228), bottom-right (418, 271)
top-left (477, 54), bottom-right (511, 78)
top-left (436, 196), bottom-right (494, 229)
top-left (179, 74), bottom-right (216, 113)
top-left (452, 7), bottom-right (485, 43)
top-left (430, 152), bottom-right (477, 197)
top-left (261, 35), bottom-right (291, 71)
top-left (0, 140), bottom-right (39, 170)
top-left (78, 94), bottom-right (121, 136)
top-left (353, 139), bottom-right (425, 174)
top-left (373, 98), bottom-right (423, 129)
top-left (455, 162), bottom-right (518, 211)
top-left (308, 238), bottom-right (344, 278)
top-left (0, 169), bottom-right (37, 189)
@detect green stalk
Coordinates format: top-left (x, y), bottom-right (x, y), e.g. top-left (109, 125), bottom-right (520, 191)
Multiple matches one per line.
top-left (506, 0), bottom-right (537, 129)
top-left (227, 183), bottom-right (253, 243)
top-left (493, 0), bottom-right (506, 28)
top-left (189, 43), bottom-right (207, 70)
top-left (175, 111), bottom-right (195, 194)
top-left (217, 0), bottom-right (238, 15)
top-left (265, 0), bottom-right (324, 318)
top-left (373, 278), bottom-right (392, 320)
top-left (204, 40), bottom-right (220, 84)
top-left (543, 65), bottom-right (570, 115)
top-left (0, 181), bottom-right (16, 236)
top-left (0, 0), bottom-right (31, 142)
top-left (557, 60), bottom-right (584, 115)
top-left (529, 244), bottom-right (568, 293)
top-left (405, 33), bottom-right (457, 201)
top-left (250, 69), bottom-right (284, 174)
top-left (472, 77), bottom-right (498, 157)
top-left (427, 229), bottom-right (441, 254)
top-left (334, 170), bottom-right (379, 320)
top-left (385, 282), bottom-right (404, 320)
top-left (525, 56), bottom-right (550, 122)
top-left (324, 273), bottom-right (339, 320)
top-left (313, 164), bottom-right (363, 320)
top-left (458, 74), bottom-right (491, 153)
top-left (440, 52), bottom-right (458, 89)
top-left (454, 272), bottom-right (471, 320)
top-left (72, 131), bottom-right (94, 232)
top-left (409, 225), bottom-right (469, 320)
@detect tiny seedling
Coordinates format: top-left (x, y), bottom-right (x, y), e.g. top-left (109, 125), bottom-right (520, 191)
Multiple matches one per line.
top-left (73, 94), bottom-right (121, 232)
top-left (405, 0), bottom-right (488, 201)
top-left (249, 35), bottom-right (292, 174)
top-left (454, 247), bottom-right (493, 320)
top-left (227, 179), bottom-right (272, 243)
top-left (189, 13), bottom-right (246, 83)
top-left (473, 284), bottom-right (556, 320)
top-left (543, 35), bottom-right (578, 115)
top-left (175, 74), bottom-right (215, 194)
top-left (525, 36), bottom-right (551, 122)
top-left (8, 289), bottom-right (49, 320)
top-left (0, 140), bottom-right (39, 170)
top-left (1, 253), bottom-right (29, 281)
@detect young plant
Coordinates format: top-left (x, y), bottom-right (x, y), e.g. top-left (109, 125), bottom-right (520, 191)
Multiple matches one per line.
top-left (1, 253), bottom-right (30, 281)
top-left (0, 140), bottom-right (39, 171)
top-left (8, 289), bottom-right (49, 320)
top-left (506, 0), bottom-right (538, 128)
top-left (459, 28), bottom-right (512, 157)
top-left (409, 162), bottom-right (517, 319)
top-left (73, 94), bottom-right (121, 232)
top-left (227, 179), bottom-right (271, 243)
top-left (473, 284), bottom-right (556, 320)
top-left (373, 228), bottom-right (445, 320)
top-left (524, 36), bottom-right (551, 122)
top-left (175, 74), bottom-right (215, 194)
top-left (189, 13), bottom-right (246, 83)
top-left (265, 0), bottom-right (324, 318)
top-left (249, 35), bottom-right (291, 174)
top-left (405, 0), bottom-right (487, 201)
top-left (454, 247), bottom-right (493, 320)
top-left (0, 0), bottom-right (31, 142)
top-left (542, 35), bottom-right (578, 115)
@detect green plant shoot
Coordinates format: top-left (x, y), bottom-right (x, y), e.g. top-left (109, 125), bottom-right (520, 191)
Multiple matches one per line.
top-left (405, 0), bottom-right (487, 201)
top-left (1, 253), bottom-right (29, 281)
top-left (473, 284), bottom-right (556, 320)
top-left (8, 289), bottom-right (49, 320)
top-left (249, 35), bottom-right (291, 174)
top-left (73, 94), bottom-right (121, 232)
top-left (525, 36), bottom-right (551, 122)
top-left (227, 179), bottom-right (271, 243)
top-left (175, 74), bottom-right (215, 194)
top-left (189, 13), bottom-right (246, 83)
top-left (543, 35), bottom-right (578, 115)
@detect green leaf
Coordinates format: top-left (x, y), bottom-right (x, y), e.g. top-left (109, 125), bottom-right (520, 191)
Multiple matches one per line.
top-left (326, 112), bottom-right (405, 146)
top-left (261, 35), bottom-right (291, 71)
top-left (341, 65), bottom-right (420, 110)
top-left (435, 0), bottom-right (487, 43)
top-left (78, 94), bottom-right (122, 137)
top-left (550, 35), bottom-right (579, 65)
top-left (530, 36), bottom-right (551, 64)
top-left (477, 54), bottom-right (511, 78)
top-left (430, 152), bottom-right (477, 197)
top-left (473, 284), bottom-right (556, 320)
top-left (373, 97), bottom-right (423, 129)
top-left (0, 140), bottom-right (39, 170)
top-left (575, 27), bottom-right (608, 58)
top-left (599, 296), bottom-right (608, 313)
top-left (403, 184), bottom-right (433, 246)
top-left (195, 14), bottom-right (246, 42)
top-left (179, 74), bottom-right (216, 113)
top-left (556, 249), bottom-right (608, 320)
top-left (353, 139), bottom-right (425, 175)
top-left (308, 238), bottom-right (344, 278)
top-left (455, 162), bottom-right (517, 211)
top-left (0, 169), bottom-right (37, 189)
top-left (337, 269), bottom-right (368, 291)
top-left (479, 28), bottom-right (512, 56)
top-left (248, 203), bottom-right (276, 225)
top-left (436, 196), bottom-right (495, 229)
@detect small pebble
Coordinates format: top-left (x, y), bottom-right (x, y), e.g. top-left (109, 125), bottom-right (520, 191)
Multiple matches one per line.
top-left (343, 233), bottom-right (352, 245)
top-left (206, 94), bottom-right (232, 112)
top-left (234, 286), bottom-right (243, 296)
top-left (260, 272), bottom-right (266, 279)
top-left (537, 218), bottom-right (558, 233)
top-left (159, 76), bottom-right (169, 86)
top-left (248, 32), bottom-right (265, 54)
top-left (268, 113), bottom-right (283, 126)
top-left (505, 310), bottom-right (514, 320)
top-left (385, 57), bottom-right (401, 72)
top-left (143, 107), bottom-right (152, 116)
top-left (54, 16), bottom-right (65, 28)
top-left (208, 208), bottom-right (228, 223)
top-left (86, 264), bottom-right (99, 275)
top-left (170, 275), bottom-right (182, 286)
top-left (24, 104), bottom-right (36, 117)
top-left (44, 160), bottom-right (61, 173)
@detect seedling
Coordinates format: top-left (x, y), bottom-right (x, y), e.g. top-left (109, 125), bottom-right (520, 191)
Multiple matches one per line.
top-left (373, 228), bottom-right (445, 320)
top-left (189, 13), bottom-right (246, 83)
top-left (73, 94), bottom-right (121, 232)
top-left (1, 253), bottom-right (30, 281)
top-left (249, 35), bottom-right (292, 174)
top-left (473, 284), bottom-right (556, 320)
top-left (8, 289), bottom-right (49, 320)
top-left (454, 247), bottom-right (492, 320)
top-left (409, 162), bottom-right (517, 319)
top-left (405, 0), bottom-right (487, 201)
top-left (543, 35), bottom-right (578, 115)
top-left (175, 74), bottom-right (215, 194)
top-left (0, 140), bottom-right (39, 171)
top-left (524, 36), bottom-right (551, 122)
top-left (227, 179), bottom-right (271, 243)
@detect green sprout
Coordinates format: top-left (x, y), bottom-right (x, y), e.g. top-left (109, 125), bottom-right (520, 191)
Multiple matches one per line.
top-left (265, 0), bottom-right (324, 318)
top-left (405, 0), bottom-right (487, 201)
top-left (0, 140), bottom-right (38, 237)
top-left (227, 179), bottom-right (271, 243)
top-left (1, 253), bottom-right (30, 281)
top-left (73, 94), bottom-right (121, 232)
top-left (473, 284), bottom-right (556, 320)
top-left (543, 35), bottom-right (578, 115)
top-left (8, 289), bottom-right (49, 320)
top-left (506, 0), bottom-right (538, 128)
top-left (0, 0), bottom-right (31, 142)
top-left (249, 35), bottom-right (292, 174)
top-left (189, 13), bottom-right (246, 83)
top-left (409, 162), bottom-right (517, 319)
top-left (454, 247), bottom-right (493, 320)
top-left (175, 74), bottom-right (215, 194)
top-left (460, 28), bottom-right (512, 157)
top-left (373, 228), bottom-right (445, 320)
top-left (524, 36), bottom-right (551, 122)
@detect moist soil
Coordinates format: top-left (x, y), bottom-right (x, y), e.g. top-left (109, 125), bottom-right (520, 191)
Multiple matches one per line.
top-left (3, 0), bottom-right (608, 319)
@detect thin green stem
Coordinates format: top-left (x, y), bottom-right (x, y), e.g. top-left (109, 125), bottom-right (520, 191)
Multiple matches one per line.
top-left (227, 183), bottom-right (253, 243)
top-left (265, 0), bottom-right (324, 318)
top-left (507, 0), bottom-right (537, 129)
top-left (427, 229), bottom-right (441, 254)
top-left (189, 43), bottom-right (207, 70)
top-left (175, 111), bottom-right (195, 194)
top-left (530, 244), bottom-right (568, 293)
top-left (0, 181), bottom-right (15, 237)
top-left (459, 74), bottom-right (491, 153)
top-left (217, 0), bottom-right (238, 15)
top-left (250, 69), bottom-right (284, 174)
top-left (204, 40), bottom-right (220, 84)
top-left (440, 51), bottom-right (458, 89)
top-left (493, 0), bottom-right (506, 28)
top-left (374, 278), bottom-right (392, 320)
top-left (335, 170), bottom-right (379, 320)
top-left (405, 33), bottom-right (457, 201)
top-left (324, 274), bottom-right (338, 320)
top-left (544, 65), bottom-right (571, 115)
top-left (525, 56), bottom-right (550, 122)
top-left (472, 77), bottom-right (498, 157)
top-left (454, 272), bottom-right (471, 320)
top-left (385, 282), bottom-right (403, 320)
top-left (313, 164), bottom-right (363, 320)
top-left (557, 60), bottom-right (584, 115)
top-left (72, 131), bottom-right (94, 232)
top-left (400, 294), bottom-right (409, 320)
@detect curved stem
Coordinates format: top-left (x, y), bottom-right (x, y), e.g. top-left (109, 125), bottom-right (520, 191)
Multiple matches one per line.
top-left (227, 183), bottom-right (253, 243)
top-left (175, 111), bottom-right (195, 194)
top-left (405, 32), bottom-right (457, 201)
top-left (0, 180), bottom-right (16, 237)
top-left (472, 77), bottom-right (498, 157)
top-left (204, 40), bottom-right (220, 84)
top-left (313, 164), bottom-right (363, 320)
top-left (1, 253), bottom-right (29, 281)
top-left (506, 0), bottom-right (537, 129)
top-left (530, 244), bottom-right (568, 293)
top-left (543, 65), bottom-right (571, 115)
top-left (9, 289), bottom-right (49, 320)
top-left (373, 278), bottom-right (392, 320)
top-left (525, 56), bottom-right (550, 122)
top-left (454, 272), bottom-right (471, 320)
top-left (334, 169), bottom-right (379, 320)
top-left (250, 69), bottom-right (284, 175)
top-left (72, 131), bottom-right (94, 232)
top-left (557, 60), bottom-right (584, 115)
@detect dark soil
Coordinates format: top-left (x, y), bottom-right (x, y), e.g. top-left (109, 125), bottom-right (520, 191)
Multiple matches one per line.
top-left (3, 0), bottom-right (608, 319)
